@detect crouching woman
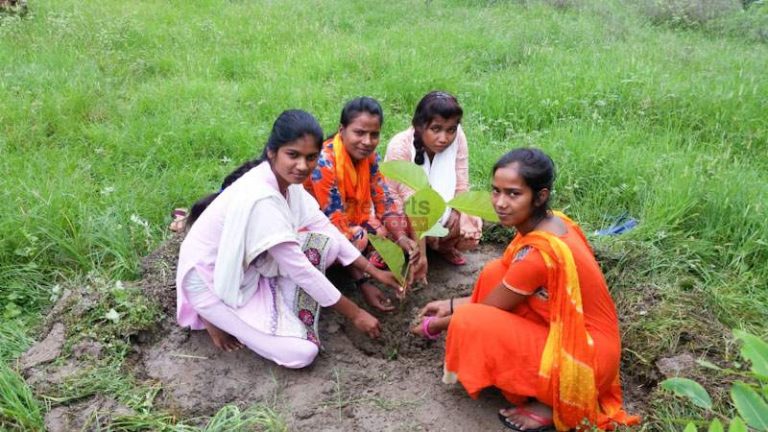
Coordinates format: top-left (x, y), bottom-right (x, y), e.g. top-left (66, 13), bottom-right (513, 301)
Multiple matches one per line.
top-left (412, 148), bottom-right (639, 430)
top-left (176, 110), bottom-right (401, 368)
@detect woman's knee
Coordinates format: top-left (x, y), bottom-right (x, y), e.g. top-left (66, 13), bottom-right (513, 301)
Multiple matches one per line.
top-left (303, 231), bottom-right (336, 270)
top-left (271, 340), bottom-right (319, 369)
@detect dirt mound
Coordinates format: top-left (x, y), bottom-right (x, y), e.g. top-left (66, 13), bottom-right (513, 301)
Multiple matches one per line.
top-left (135, 235), bottom-right (509, 430)
top-left (23, 232), bottom-right (733, 430)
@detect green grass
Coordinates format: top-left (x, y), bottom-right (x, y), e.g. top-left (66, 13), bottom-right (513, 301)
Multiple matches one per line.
top-left (1, 0), bottom-right (767, 429)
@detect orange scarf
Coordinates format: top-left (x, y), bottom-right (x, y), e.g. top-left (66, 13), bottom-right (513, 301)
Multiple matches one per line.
top-left (332, 133), bottom-right (373, 225)
top-left (502, 212), bottom-right (639, 430)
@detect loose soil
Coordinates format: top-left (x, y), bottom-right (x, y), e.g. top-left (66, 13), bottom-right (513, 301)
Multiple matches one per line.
top-left (136, 235), bottom-right (512, 431)
top-left (25, 232), bottom-right (726, 430)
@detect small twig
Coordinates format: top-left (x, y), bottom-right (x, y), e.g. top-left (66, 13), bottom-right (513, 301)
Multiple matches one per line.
top-left (169, 353), bottom-right (209, 360)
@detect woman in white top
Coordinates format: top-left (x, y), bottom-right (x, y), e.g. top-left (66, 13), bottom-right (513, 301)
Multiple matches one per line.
top-left (385, 91), bottom-right (482, 281)
top-left (176, 110), bottom-right (401, 368)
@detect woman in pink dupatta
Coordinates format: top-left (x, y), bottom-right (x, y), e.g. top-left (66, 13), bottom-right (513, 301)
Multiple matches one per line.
top-left (385, 91), bottom-right (482, 281)
top-left (176, 110), bottom-right (402, 368)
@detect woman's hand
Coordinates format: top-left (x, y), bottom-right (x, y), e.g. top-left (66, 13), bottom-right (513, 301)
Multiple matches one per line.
top-left (352, 308), bottom-right (381, 339)
top-left (359, 281), bottom-right (395, 312)
top-left (418, 299), bottom-right (451, 318)
top-left (446, 210), bottom-right (461, 233)
top-left (410, 254), bottom-right (428, 286)
top-left (410, 316), bottom-right (445, 339)
top-left (410, 316), bottom-right (430, 338)
top-left (370, 268), bottom-right (406, 296)
top-left (396, 236), bottom-right (421, 264)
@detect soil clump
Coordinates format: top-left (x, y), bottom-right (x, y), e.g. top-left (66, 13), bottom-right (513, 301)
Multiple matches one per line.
top-left (19, 232), bottom-right (731, 430)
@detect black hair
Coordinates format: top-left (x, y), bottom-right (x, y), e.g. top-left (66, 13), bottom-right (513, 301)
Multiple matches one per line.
top-left (186, 109), bottom-right (324, 227)
top-left (339, 96), bottom-right (384, 128)
top-left (412, 91), bottom-right (463, 165)
top-left (492, 147), bottom-right (556, 219)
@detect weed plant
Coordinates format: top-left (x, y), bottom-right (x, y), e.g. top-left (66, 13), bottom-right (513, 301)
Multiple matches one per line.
top-left (1, 0), bottom-right (766, 429)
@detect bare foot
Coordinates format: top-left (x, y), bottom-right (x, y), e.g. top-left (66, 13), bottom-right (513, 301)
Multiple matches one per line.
top-left (201, 318), bottom-right (244, 352)
top-left (438, 249), bottom-right (466, 266)
top-left (498, 401), bottom-right (553, 431)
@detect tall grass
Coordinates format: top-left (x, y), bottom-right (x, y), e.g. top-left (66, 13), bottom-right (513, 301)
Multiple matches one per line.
top-left (1, 0), bottom-right (767, 428)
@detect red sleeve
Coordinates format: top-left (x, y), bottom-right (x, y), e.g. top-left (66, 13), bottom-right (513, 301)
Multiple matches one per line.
top-left (502, 246), bottom-right (547, 295)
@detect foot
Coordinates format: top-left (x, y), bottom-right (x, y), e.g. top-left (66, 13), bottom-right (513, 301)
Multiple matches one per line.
top-left (367, 252), bottom-right (387, 270)
top-left (169, 208), bottom-right (188, 233)
top-left (439, 249), bottom-right (466, 266)
top-left (359, 281), bottom-right (394, 312)
top-left (201, 318), bottom-right (244, 352)
top-left (498, 402), bottom-right (553, 431)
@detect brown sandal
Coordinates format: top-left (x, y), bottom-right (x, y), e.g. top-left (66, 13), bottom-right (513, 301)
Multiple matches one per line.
top-left (169, 208), bottom-right (188, 232)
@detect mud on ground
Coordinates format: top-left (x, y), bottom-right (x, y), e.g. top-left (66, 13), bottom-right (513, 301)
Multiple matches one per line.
top-left (136, 236), bottom-right (510, 431)
top-left (22, 232), bottom-right (730, 431)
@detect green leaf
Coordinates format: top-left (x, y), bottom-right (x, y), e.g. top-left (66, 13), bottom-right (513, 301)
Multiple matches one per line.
top-left (405, 188), bottom-right (446, 238)
top-left (379, 161), bottom-right (429, 191)
top-left (661, 377), bottom-right (713, 410)
top-left (728, 417), bottom-right (747, 432)
top-left (420, 223), bottom-right (449, 239)
top-left (447, 191), bottom-right (500, 222)
top-left (731, 381), bottom-right (768, 430)
top-left (684, 422), bottom-right (698, 432)
top-left (733, 330), bottom-right (768, 377)
top-left (708, 418), bottom-right (724, 432)
top-left (368, 235), bottom-right (405, 285)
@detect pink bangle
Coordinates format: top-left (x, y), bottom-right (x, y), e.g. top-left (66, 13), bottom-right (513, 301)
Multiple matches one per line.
top-left (422, 316), bottom-right (441, 340)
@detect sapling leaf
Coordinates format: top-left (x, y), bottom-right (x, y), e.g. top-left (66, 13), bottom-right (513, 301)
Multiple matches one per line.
top-left (660, 377), bottom-right (713, 410)
top-left (380, 161), bottom-right (430, 191)
top-left (708, 418), bottom-right (724, 432)
top-left (730, 381), bottom-right (768, 431)
top-left (447, 191), bottom-right (500, 222)
top-left (368, 235), bottom-right (405, 285)
top-left (421, 223), bottom-right (449, 239)
top-left (405, 188), bottom-right (446, 238)
top-left (733, 330), bottom-right (768, 377)
top-left (728, 417), bottom-right (747, 432)
top-left (684, 422), bottom-right (697, 432)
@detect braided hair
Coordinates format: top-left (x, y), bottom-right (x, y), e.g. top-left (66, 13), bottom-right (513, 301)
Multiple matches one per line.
top-left (411, 91), bottom-right (463, 165)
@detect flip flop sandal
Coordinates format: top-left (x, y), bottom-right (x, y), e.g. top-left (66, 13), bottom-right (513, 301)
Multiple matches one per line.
top-left (169, 208), bottom-right (188, 233)
top-left (497, 406), bottom-right (554, 431)
top-left (367, 251), bottom-right (387, 270)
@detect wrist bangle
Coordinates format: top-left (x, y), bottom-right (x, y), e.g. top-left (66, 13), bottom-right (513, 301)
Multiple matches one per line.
top-left (363, 260), bottom-right (373, 275)
top-left (422, 316), bottom-right (441, 340)
top-left (450, 297), bottom-right (454, 314)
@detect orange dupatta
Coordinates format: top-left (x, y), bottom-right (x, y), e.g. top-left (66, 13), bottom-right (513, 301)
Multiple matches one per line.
top-left (502, 212), bottom-right (639, 431)
top-left (332, 133), bottom-right (373, 226)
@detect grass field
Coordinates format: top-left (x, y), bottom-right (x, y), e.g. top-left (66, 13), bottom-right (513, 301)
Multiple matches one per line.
top-left (1, 0), bottom-right (767, 430)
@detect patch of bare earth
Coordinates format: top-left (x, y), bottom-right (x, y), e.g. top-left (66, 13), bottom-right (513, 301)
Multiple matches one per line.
top-left (20, 233), bottom-right (730, 430)
top-left (136, 236), bottom-right (509, 431)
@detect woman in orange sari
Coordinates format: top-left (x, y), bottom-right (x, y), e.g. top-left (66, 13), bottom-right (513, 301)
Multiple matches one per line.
top-left (304, 97), bottom-right (424, 309)
top-left (411, 148), bottom-right (639, 431)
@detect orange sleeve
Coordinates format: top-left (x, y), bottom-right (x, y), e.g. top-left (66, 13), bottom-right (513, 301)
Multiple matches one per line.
top-left (306, 145), bottom-right (356, 239)
top-left (502, 247), bottom-right (547, 296)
